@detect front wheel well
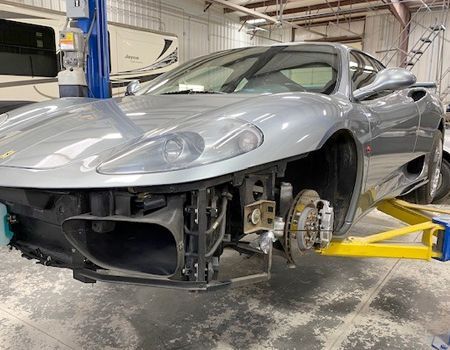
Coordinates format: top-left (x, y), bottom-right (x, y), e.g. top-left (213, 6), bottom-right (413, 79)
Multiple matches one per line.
top-left (443, 150), bottom-right (450, 163)
top-left (438, 118), bottom-right (445, 135)
top-left (279, 130), bottom-right (358, 231)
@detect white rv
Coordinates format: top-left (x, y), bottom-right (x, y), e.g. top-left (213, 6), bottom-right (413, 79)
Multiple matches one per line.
top-left (0, 3), bottom-right (178, 111)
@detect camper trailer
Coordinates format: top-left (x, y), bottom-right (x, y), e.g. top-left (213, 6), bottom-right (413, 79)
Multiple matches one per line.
top-left (0, 3), bottom-right (178, 111)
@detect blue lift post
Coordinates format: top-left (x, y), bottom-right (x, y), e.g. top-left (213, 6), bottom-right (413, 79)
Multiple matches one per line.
top-left (77, 0), bottom-right (111, 99)
top-left (433, 215), bottom-right (450, 262)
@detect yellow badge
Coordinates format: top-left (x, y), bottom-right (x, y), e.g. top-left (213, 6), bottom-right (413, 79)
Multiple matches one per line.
top-left (0, 150), bottom-right (15, 159)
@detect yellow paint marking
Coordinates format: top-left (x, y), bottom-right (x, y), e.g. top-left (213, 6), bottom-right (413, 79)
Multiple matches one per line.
top-left (0, 150), bottom-right (16, 159)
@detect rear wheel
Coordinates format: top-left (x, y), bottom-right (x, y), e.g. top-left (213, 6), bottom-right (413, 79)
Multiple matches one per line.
top-left (432, 157), bottom-right (450, 204)
top-left (409, 131), bottom-right (443, 204)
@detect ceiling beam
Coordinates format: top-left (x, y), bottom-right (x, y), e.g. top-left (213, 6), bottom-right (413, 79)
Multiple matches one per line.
top-left (239, 0), bottom-right (380, 21)
top-left (286, 4), bottom-right (390, 24)
top-left (294, 15), bottom-right (366, 28)
top-left (224, 0), bottom-right (284, 13)
top-left (208, 0), bottom-right (327, 36)
top-left (207, 0), bottom-right (280, 23)
top-left (305, 35), bottom-right (363, 43)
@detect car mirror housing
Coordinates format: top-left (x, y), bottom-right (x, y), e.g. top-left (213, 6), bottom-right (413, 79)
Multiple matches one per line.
top-left (125, 79), bottom-right (141, 96)
top-left (353, 68), bottom-right (416, 101)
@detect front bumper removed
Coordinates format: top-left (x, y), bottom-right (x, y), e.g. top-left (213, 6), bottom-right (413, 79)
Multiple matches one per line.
top-left (0, 185), bottom-right (273, 291)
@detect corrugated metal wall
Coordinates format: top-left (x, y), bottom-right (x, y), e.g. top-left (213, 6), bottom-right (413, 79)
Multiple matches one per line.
top-left (364, 14), bottom-right (402, 66)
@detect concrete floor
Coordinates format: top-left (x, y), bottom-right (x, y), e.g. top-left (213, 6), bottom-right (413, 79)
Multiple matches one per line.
top-left (0, 208), bottom-right (449, 350)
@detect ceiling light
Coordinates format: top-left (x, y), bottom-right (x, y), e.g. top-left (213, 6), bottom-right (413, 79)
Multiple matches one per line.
top-left (247, 18), bottom-right (267, 25)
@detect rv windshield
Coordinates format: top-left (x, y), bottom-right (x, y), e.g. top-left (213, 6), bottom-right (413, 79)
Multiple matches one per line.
top-left (140, 44), bottom-right (340, 95)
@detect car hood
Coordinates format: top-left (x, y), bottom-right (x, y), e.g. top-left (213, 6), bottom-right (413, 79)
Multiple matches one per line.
top-left (0, 92), bottom-right (356, 188)
top-left (0, 94), bottom-right (251, 170)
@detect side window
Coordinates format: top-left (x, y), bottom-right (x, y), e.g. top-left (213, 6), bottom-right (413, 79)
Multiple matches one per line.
top-left (0, 19), bottom-right (57, 77)
top-left (349, 52), bottom-right (379, 91)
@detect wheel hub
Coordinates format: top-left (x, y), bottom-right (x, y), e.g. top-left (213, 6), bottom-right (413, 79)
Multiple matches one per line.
top-left (283, 189), bottom-right (334, 265)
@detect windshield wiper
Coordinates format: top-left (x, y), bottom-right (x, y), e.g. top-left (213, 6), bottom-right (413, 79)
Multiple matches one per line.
top-left (161, 89), bottom-right (225, 95)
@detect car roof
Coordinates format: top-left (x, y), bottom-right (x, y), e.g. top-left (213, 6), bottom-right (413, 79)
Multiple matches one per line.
top-left (271, 41), bottom-right (350, 50)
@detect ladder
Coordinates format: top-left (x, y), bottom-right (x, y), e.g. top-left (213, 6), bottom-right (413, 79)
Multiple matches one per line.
top-left (438, 68), bottom-right (450, 104)
top-left (403, 23), bottom-right (446, 69)
top-left (381, 0), bottom-right (449, 69)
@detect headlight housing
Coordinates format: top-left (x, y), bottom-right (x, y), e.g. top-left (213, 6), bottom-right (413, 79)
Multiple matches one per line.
top-left (97, 118), bottom-right (263, 174)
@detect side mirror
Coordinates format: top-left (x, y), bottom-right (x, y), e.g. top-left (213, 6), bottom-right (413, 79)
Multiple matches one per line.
top-left (125, 79), bottom-right (141, 96)
top-left (353, 68), bottom-right (416, 101)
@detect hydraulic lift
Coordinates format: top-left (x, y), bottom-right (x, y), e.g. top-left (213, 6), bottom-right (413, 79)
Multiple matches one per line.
top-left (58, 0), bottom-right (110, 99)
top-left (316, 199), bottom-right (450, 262)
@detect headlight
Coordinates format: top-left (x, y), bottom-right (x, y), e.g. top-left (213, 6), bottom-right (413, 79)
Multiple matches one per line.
top-left (0, 113), bottom-right (8, 126)
top-left (97, 118), bottom-right (263, 174)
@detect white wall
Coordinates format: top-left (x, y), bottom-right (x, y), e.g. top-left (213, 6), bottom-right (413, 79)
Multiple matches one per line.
top-left (2, 0), bottom-right (290, 62)
top-left (363, 14), bottom-right (402, 66)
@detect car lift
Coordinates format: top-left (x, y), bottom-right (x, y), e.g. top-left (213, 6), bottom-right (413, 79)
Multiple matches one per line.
top-left (59, 0), bottom-right (110, 99)
top-left (316, 199), bottom-right (450, 262)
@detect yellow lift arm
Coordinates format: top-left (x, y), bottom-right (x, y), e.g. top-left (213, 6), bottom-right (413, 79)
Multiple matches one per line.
top-left (316, 199), bottom-right (450, 262)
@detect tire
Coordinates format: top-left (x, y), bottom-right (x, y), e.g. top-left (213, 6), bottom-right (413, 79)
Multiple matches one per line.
top-left (432, 157), bottom-right (450, 204)
top-left (408, 131), bottom-right (443, 204)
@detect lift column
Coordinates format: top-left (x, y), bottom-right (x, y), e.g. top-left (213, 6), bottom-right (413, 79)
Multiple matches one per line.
top-left (60, 0), bottom-right (111, 99)
top-left (76, 0), bottom-right (111, 98)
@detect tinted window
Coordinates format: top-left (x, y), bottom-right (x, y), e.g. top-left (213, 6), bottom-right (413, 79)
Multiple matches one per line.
top-left (349, 52), bottom-right (379, 91)
top-left (0, 19), bottom-right (57, 77)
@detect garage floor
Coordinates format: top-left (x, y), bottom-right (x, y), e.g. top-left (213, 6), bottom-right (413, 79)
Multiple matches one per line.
top-left (0, 208), bottom-right (449, 350)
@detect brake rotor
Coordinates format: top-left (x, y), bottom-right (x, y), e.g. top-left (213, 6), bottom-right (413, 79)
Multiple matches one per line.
top-left (283, 189), bottom-right (321, 265)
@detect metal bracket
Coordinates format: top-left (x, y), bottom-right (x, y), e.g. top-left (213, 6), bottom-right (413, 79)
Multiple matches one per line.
top-left (316, 199), bottom-right (450, 262)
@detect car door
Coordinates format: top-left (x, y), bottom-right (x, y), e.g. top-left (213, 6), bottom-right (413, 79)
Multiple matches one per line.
top-left (349, 51), bottom-right (420, 198)
top-left (411, 88), bottom-right (443, 154)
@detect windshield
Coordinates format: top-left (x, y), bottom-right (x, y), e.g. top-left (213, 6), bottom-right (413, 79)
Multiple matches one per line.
top-left (139, 44), bottom-right (340, 95)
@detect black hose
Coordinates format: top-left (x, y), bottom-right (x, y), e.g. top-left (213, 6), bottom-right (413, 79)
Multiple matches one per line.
top-left (205, 193), bottom-right (231, 257)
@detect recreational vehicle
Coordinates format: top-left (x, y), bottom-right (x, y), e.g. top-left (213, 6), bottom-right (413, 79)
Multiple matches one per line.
top-left (0, 3), bottom-right (178, 112)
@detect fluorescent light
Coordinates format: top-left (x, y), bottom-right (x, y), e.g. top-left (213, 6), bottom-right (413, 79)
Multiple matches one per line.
top-left (247, 18), bottom-right (267, 25)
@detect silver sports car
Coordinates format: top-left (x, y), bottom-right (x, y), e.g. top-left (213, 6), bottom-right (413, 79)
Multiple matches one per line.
top-left (0, 43), bottom-right (445, 290)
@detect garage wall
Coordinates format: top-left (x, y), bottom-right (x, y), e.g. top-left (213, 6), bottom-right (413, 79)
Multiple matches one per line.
top-left (363, 14), bottom-right (402, 65)
top-left (2, 0), bottom-right (289, 62)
